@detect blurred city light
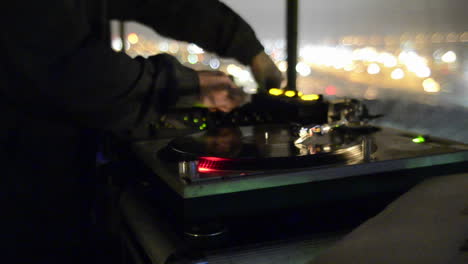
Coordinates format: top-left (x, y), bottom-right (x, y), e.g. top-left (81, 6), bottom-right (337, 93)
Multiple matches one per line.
top-left (127, 33), bottom-right (139, 44)
top-left (111, 38), bottom-right (123, 52)
top-left (159, 41), bottom-right (169, 52)
top-left (277, 61), bottom-right (287, 72)
top-left (414, 66), bottom-right (431, 78)
top-left (378, 53), bottom-right (398, 68)
top-left (243, 84), bottom-right (258, 94)
top-left (227, 64), bottom-right (242, 76)
top-left (422, 78), bottom-right (441, 93)
top-left (209, 58), bottom-right (220, 69)
top-left (433, 49), bottom-right (444, 60)
top-left (300, 45), bottom-right (352, 67)
top-left (367, 63), bottom-right (381, 75)
top-left (441, 51), bottom-right (457, 63)
top-left (201, 56), bottom-right (210, 65)
top-left (446, 33), bottom-right (458, 43)
top-left (187, 54), bottom-right (198, 64)
top-left (431, 33), bottom-right (444, 43)
top-left (398, 51), bottom-right (425, 65)
top-left (325, 85), bottom-right (337, 95)
top-left (237, 69), bottom-right (254, 83)
top-left (415, 34), bottom-right (427, 43)
top-left (296, 62), bottom-right (311, 76)
top-left (364, 87), bottom-right (378, 100)
top-left (169, 42), bottom-right (179, 54)
top-left (391, 68), bottom-right (405, 80)
top-left (362, 48), bottom-right (379, 62)
top-left (120, 24), bottom-right (467, 108)
top-left (187, 43), bottom-right (204, 54)
top-left (344, 64), bottom-right (356, 72)
top-left (461, 32), bottom-right (468, 42)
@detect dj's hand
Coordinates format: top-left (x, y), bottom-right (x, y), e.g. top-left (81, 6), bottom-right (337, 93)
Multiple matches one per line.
top-left (250, 51), bottom-right (284, 91)
top-left (198, 71), bottom-right (244, 112)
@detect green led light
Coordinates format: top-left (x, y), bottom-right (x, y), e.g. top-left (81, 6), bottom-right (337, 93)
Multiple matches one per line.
top-left (199, 125), bottom-right (204, 130)
top-left (193, 118), bottom-right (199, 123)
top-left (183, 116), bottom-right (189, 121)
top-left (412, 136), bottom-right (426, 143)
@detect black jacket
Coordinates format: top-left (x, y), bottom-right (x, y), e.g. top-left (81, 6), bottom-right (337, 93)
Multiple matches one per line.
top-left (1, 0), bottom-right (263, 133)
top-left (0, 0), bottom-right (263, 262)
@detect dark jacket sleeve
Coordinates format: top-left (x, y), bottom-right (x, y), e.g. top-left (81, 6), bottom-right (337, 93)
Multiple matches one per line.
top-left (2, 2), bottom-right (198, 138)
top-left (109, 0), bottom-right (264, 65)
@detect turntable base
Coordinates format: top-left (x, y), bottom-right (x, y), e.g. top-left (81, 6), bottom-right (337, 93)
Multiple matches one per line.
top-left (134, 126), bottom-right (468, 198)
top-left (131, 126), bottom-right (468, 222)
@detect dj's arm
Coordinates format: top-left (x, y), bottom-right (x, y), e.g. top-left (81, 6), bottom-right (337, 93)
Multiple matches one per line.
top-left (109, 0), bottom-right (283, 89)
top-left (109, 0), bottom-right (263, 65)
top-left (2, 2), bottom-right (200, 139)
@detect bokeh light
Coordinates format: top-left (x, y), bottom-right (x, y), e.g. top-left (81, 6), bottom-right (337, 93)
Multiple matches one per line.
top-left (296, 62), bottom-right (311, 76)
top-left (127, 33), bottom-right (139, 45)
top-left (209, 58), bottom-right (220, 69)
top-left (111, 38), bottom-right (123, 52)
top-left (391, 68), bottom-right (405, 80)
top-left (422, 78), bottom-right (441, 93)
top-left (367, 63), bottom-right (381, 75)
top-left (414, 66), bottom-right (431, 78)
top-left (187, 54), bottom-right (198, 64)
top-left (441, 51), bottom-right (457, 63)
top-left (277, 61), bottom-right (287, 72)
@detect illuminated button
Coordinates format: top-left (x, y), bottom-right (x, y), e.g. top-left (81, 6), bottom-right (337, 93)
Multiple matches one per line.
top-left (301, 94), bottom-right (320, 101)
top-left (412, 136), bottom-right (426, 143)
top-left (284, 90), bottom-right (296, 97)
top-left (269, 88), bottom-right (283, 96)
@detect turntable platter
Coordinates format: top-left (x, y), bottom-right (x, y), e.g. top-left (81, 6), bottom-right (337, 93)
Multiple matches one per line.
top-left (164, 124), bottom-right (372, 172)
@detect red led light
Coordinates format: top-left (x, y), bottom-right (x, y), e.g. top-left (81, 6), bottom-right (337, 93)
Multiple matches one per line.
top-left (197, 156), bottom-right (232, 173)
top-left (199, 156), bottom-right (231, 162)
top-left (198, 167), bottom-right (217, 173)
top-left (325, 85), bottom-right (337, 95)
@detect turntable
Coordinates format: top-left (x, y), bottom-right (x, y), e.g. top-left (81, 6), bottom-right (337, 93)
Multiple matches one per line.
top-left (163, 124), bottom-right (374, 180)
top-left (121, 98), bottom-right (468, 264)
top-left (132, 121), bottom-right (468, 222)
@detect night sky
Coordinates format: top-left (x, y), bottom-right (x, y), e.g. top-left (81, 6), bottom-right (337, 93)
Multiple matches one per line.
top-left (223, 0), bottom-right (468, 43)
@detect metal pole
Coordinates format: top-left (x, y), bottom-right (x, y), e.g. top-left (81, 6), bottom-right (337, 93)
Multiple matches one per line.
top-left (119, 21), bottom-right (126, 52)
top-left (287, 0), bottom-right (298, 91)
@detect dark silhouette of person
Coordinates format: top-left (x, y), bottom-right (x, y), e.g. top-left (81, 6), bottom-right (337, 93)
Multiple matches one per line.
top-left (0, 0), bottom-right (282, 263)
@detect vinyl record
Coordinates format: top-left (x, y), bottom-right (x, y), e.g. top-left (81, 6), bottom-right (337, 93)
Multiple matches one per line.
top-left (163, 124), bottom-right (373, 171)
